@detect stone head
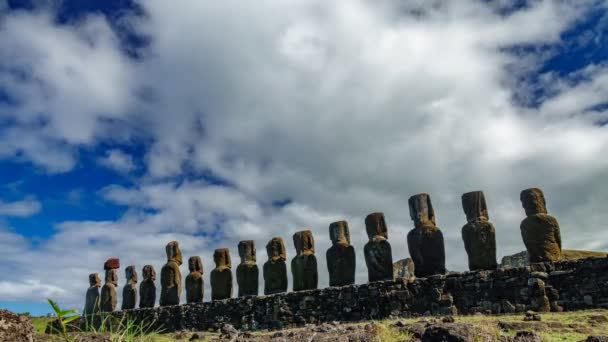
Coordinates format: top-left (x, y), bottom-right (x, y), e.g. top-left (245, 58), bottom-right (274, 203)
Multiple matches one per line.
top-left (462, 191), bottom-right (489, 222)
top-left (125, 265), bottom-right (137, 284)
top-left (408, 193), bottom-right (436, 227)
top-left (293, 230), bottom-right (314, 256)
top-left (213, 248), bottom-right (231, 269)
top-left (165, 241), bottom-right (183, 265)
top-left (105, 268), bottom-right (118, 286)
top-left (329, 221), bottom-right (350, 246)
top-left (520, 188), bottom-right (548, 216)
top-left (188, 256), bottom-right (203, 273)
top-left (142, 265), bottom-right (156, 282)
top-left (238, 240), bottom-right (256, 263)
top-left (89, 273), bottom-right (101, 288)
top-left (365, 212), bottom-right (388, 240)
top-left (266, 237), bottom-right (286, 262)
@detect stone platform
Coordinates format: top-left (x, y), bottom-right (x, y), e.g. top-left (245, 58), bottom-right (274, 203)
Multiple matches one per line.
top-left (110, 257), bottom-right (608, 332)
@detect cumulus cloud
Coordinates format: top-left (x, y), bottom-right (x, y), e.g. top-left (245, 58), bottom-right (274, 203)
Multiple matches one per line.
top-left (98, 149), bottom-right (136, 173)
top-left (0, 197), bottom-right (41, 217)
top-left (0, 0), bottom-right (607, 309)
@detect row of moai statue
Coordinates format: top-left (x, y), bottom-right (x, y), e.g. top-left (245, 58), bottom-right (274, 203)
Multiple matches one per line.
top-left (84, 187), bottom-right (562, 313)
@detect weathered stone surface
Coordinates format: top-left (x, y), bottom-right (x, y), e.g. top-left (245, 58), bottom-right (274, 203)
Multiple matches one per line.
top-left (211, 248), bottom-right (233, 300)
top-left (84, 273), bottom-right (101, 317)
top-left (393, 258), bottom-right (415, 280)
top-left (186, 256), bottom-right (204, 303)
top-left (0, 309), bottom-right (34, 342)
top-left (528, 278), bottom-right (550, 312)
top-left (139, 265), bottom-right (156, 308)
top-left (292, 230), bottom-right (318, 291)
top-left (160, 241), bottom-right (182, 306)
top-left (237, 240), bottom-right (259, 297)
top-left (326, 221), bottom-right (356, 287)
top-left (113, 257), bottom-right (608, 333)
top-left (121, 265), bottom-right (137, 310)
top-left (263, 237), bottom-right (288, 295)
top-left (461, 191), bottom-right (497, 271)
top-left (520, 188), bottom-right (562, 263)
top-left (104, 258), bottom-right (120, 270)
top-left (364, 212), bottom-right (393, 282)
top-left (100, 258), bottom-right (119, 312)
top-left (501, 250), bottom-right (607, 268)
top-left (407, 193), bottom-right (446, 277)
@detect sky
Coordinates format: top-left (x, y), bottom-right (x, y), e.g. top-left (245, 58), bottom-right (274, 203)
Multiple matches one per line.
top-left (0, 0), bottom-right (607, 316)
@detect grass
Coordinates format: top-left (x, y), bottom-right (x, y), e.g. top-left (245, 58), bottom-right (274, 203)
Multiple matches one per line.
top-left (373, 321), bottom-right (414, 342)
top-left (32, 316), bottom-right (55, 334)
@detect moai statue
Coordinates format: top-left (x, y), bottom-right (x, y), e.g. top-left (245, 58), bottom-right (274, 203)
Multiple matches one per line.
top-left (291, 230), bottom-right (318, 291)
top-left (520, 188), bottom-right (562, 263)
top-left (186, 256), bottom-right (204, 303)
top-left (263, 237), bottom-right (288, 295)
top-left (326, 221), bottom-right (356, 287)
top-left (364, 212), bottom-right (393, 282)
top-left (160, 241), bottom-right (182, 306)
top-left (139, 265), bottom-right (156, 308)
top-left (529, 278), bottom-right (551, 312)
top-left (407, 193), bottom-right (446, 277)
top-left (100, 258), bottom-right (119, 312)
top-left (461, 191), bottom-right (498, 271)
top-left (121, 265), bottom-right (138, 310)
top-left (210, 248), bottom-right (233, 300)
top-left (84, 273), bottom-right (101, 317)
top-left (236, 240), bottom-right (259, 297)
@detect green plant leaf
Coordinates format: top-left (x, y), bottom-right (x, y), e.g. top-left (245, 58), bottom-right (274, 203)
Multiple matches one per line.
top-left (63, 315), bottom-right (81, 324)
top-left (59, 309), bottom-right (78, 316)
top-left (47, 298), bottom-right (60, 315)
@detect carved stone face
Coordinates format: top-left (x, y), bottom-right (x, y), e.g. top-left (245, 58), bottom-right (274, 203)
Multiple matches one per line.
top-left (125, 265), bottom-right (137, 283)
top-left (142, 265), bottom-right (156, 281)
top-left (409, 193), bottom-right (435, 227)
top-left (329, 221), bottom-right (350, 245)
top-left (293, 230), bottom-right (314, 256)
top-left (520, 188), bottom-right (548, 216)
top-left (188, 256), bottom-right (203, 273)
top-left (462, 191), bottom-right (489, 222)
top-left (238, 240), bottom-right (256, 263)
top-left (165, 241), bottom-right (183, 265)
top-left (105, 268), bottom-right (118, 286)
top-left (213, 248), bottom-right (231, 268)
top-left (266, 237), bottom-right (286, 261)
top-left (365, 212), bottom-right (388, 240)
top-left (89, 273), bottom-right (101, 287)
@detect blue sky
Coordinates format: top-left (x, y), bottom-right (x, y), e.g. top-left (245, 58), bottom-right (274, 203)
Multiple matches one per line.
top-left (0, 0), bottom-right (607, 316)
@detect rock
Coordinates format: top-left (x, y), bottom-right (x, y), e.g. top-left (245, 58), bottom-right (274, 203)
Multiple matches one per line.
top-left (501, 250), bottom-right (607, 268)
top-left (461, 191), bottom-right (498, 271)
top-left (186, 256), bottom-right (204, 303)
top-left (211, 248), bottom-right (233, 300)
top-left (189, 332), bottom-right (202, 341)
top-left (160, 241), bottom-right (183, 306)
top-left (237, 240), bottom-right (259, 297)
top-left (393, 258), bottom-right (415, 280)
top-left (220, 323), bottom-right (238, 337)
top-left (442, 316), bottom-right (455, 323)
top-left (139, 265), bottom-right (156, 308)
top-left (263, 237), bottom-right (288, 295)
top-left (407, 193), bottom-right (447, 277)
top-left (103, 258), bottom-right (120, 270)
top-left (84, 273), bottom-right (101, 317)
top-left (291, 230), bottom-right (318, 291)
top-left (421, 323), bottom-right (476, 342)
top-left (364, 212), bottom-right (393, 282)
top-left (512, 331), bottom-right (542, 342)
top-left (519, 188), bottom-right (562, 263)
top-left (0, 310), bottom-right (34, 342)
top-left (327, 221), bottom-right (356, 286)
top-left (584, 337), bottom-right (608, 342)
top-left (121, 265), bottom-right (137, 310)
top-left (100, 260), bottom-right (118, 312)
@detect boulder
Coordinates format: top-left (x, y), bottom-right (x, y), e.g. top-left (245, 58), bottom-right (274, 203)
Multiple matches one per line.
top-left (0, 310), bottom-right (34, 342)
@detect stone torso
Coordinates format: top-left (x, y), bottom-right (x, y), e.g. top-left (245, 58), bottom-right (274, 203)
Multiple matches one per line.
top-left (160, 261), bottom-right (182, 306)
top-left (186, 272), bottom-right (204, 303)
top-left (210, 267), bottom-right (233, 300)
top-left (263, 260), bottom-right (287, 295)
top-left (364, 238), bottom-right (393, 282)
top-left (139, 280), bottom-right (156, 308)
top-left (521, 213), bottom-right (562, 262)
top-left (326, 244), bottom-right (356, 286)
top-left (84, 287), bottom-right (100, 315)
top-left (291, 254), bottom-right (318, 291)
top-left (407, 224), bottom-right (446, 277)
top-left (121, 283), bottom-right (137, 310)
top-left (236, 262), bottom-right (259, 297)
top-left (100, 283), bottom-right (117, 312)
top-left (462, 219), bottom-right (497, 270)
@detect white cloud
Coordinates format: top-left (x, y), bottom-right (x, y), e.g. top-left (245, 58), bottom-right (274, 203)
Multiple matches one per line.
top-left (98, 149), bottom-right (136, 173)
top-left (0, 0), bottom-right (608, 310)
top-left (0, 197), bottom-right (41, 217)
